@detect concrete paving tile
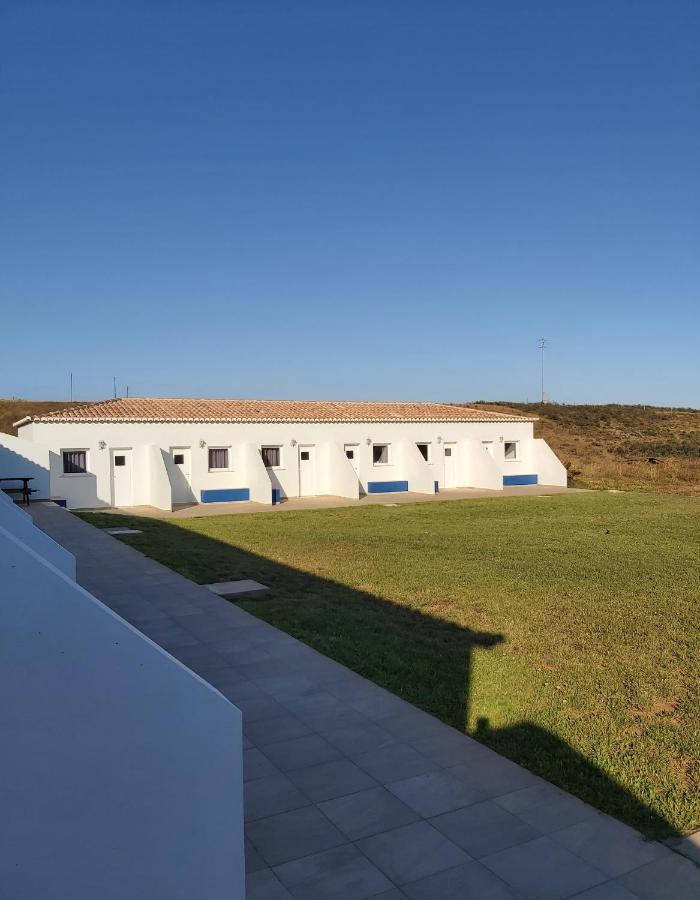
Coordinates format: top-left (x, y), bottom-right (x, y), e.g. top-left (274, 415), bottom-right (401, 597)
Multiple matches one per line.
top-left (286, 759), bottom-right (377, 802)
top-left (244, 748), bottom-right (280, 782)
top-left (245, 773), bottom-right (311, 822)
top-left (353, 742), bottom-right (439, 783)
top-left (409, 730), bottom-right (491, 768)
top-left (387, 770), bottom-right (486, 818)
top-left (357, 820), bottom-right (471, 885)
top-left (551, 817), bottom-right (669, 877)
top-left (377, 710), bottom-right (450, 742)
top-left (430, 799), bottom-right (541, 858)
top-left (168, 643), bottom-right (230, 671)
top-left (245, 806), bottom-right (347, 867)
top-left (447, 755), bottom-right (539, 797)
top-left (571, 884), bottom-right (640, 899)
top-left (496, 783), bottom-right (600, 832)
top-left (616, 853), bottom-right (700, 899)
top-left (481, 835), bottom-right (607, 900)
top-left (245, 838), bottom-right (267, 873)
top-left (262, 734), bottom-right (343, 772)
top-left (273, 843), bottom-right (393, 899)
top-left (402, 860), bottom-right (522, 899)
top-left (245, 714), bottom-right (312, 747)
top-left (319, 786), bottom-right (420, 841)
top-left (246, 869), bottom-right (294, 899)
top-left (323, 720), bottom-right (395, 756)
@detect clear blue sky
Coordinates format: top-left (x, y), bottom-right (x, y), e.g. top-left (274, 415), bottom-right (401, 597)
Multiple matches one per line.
top-left (2, 1), bottom-right (698, 406)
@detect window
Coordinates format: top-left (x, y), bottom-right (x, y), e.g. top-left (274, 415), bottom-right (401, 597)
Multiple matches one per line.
top-left (173, 453), bottom-right (185, 465)
top-left (114, 455), bottom-right (126, 467)
top-left (504, 441), bottom-right (518, 460)
top-left (62, 450), bottom-right (87, 474)
top-left (444, 447), bottom-right (452, 457)
top-left (208, 447), bottom-right (229, 470)
top-left (300, 450), bottom-right (310, 461)
top-left (261, 446), bottom-right (281, 468)
top-left (416, 443), bottom-right (430, 463)
top-left (372, 444), bottom-right (389, 465)
top-left (345, 448), bottom-right (354, 460)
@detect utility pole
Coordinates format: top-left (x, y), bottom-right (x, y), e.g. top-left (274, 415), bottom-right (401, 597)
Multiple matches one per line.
top-left (69, 372), bottom-right (73, 402)
top-left (113, 376), bottom-right (117, 399)
top-left (537, 338), bottom-right (548, 404)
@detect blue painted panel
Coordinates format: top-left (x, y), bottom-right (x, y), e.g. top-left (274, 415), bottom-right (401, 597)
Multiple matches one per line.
top-left (271, 488), bottom-right (281, 505)
top-left (434, 481), bottom-right (439, 494)
top-left (367, 480), bottom-right (409, 494)
top-left (503, 474), bottom-right (538, 486)
top-left (200, 488), bottom-right (250, 503)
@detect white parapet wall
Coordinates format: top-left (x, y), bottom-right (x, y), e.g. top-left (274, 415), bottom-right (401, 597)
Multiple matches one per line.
top-left (399, 440), bottom-right (436, 494)
top-left (0, 491), bottom-right (76, 578)
top-left (0, 523), bottom-right (244, 900)
top-left (530, 438), bottom-right (568, 486)
top-left (146, 444), bottom-right (174, 510)
top-left (318, 442), bottom-right (361, 499)
top-left (243, 442), bottom-right (274, 504)
top-left (0, 431), bottom-right (52, 499)
top-left (464, 439), bottom-right (503, 491)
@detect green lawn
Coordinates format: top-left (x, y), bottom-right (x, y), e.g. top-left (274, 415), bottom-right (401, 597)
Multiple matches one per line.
top-left (81, 492), bottom-right (700, 838)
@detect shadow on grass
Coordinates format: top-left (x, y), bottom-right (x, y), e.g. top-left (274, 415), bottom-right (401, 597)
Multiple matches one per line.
top-left (79, 509), bottom-right (678, 840)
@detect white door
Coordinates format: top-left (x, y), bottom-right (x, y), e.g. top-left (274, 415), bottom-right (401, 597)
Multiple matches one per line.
top-left (299, 445), bottom-right (316, 496)
top-left (443, 443), bottom-right (457, 488)
top-left (111, 449), bottom-right (133, 507)
top-left (344, 444), bottom-right (360, 477)
top-left (169, 446), bottom-right (192, 503)
top-left (482, 441), bottom-right (494, 457)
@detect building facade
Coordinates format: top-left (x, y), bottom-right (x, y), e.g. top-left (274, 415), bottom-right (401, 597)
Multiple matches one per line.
top-left (13, 398), bottom-right (567, 510)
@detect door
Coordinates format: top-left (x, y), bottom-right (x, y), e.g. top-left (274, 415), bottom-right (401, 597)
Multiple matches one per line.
top-left (169, 446), bottom-right (193, 503)
top-left (111, 449), bottom-right (133, 507)
top-left (298, 445), bottom-right (316, 496)
top-left (344, 444), bottom-right (360, 477)
top-left (443, 443), bottom-right (457, 488)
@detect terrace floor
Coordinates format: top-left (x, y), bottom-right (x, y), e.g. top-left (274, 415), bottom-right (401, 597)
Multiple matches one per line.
top-left (89, 483), bottom-right (577, 519)
top-left (30, 502), bottom-right (699, 899)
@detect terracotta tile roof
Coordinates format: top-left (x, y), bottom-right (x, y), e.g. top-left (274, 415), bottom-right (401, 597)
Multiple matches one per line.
top-left (29, 398), bottom-right (536, 424)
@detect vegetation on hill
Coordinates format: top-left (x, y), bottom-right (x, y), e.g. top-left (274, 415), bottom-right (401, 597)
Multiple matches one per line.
top-left (0, 399), bottom-right (86, 436)
top-left (471, 402), bottom-right (700, 496)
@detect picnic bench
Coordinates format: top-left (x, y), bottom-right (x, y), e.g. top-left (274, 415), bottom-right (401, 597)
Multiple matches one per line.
top-left (0, 476), bottom-right (37, 505)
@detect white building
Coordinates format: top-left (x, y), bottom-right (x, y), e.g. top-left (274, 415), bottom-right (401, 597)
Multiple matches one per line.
top-left (10, 397), bottom-right (567, 510)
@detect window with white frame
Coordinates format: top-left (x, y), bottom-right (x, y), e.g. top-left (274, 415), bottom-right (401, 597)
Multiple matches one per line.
top-left (504, 441), bottom-right (519, 461)
top-left (208, 447), bottom-right (230, 470)
top-left (372, 444), bottom-right (390, 465)
top-left (261, 446), bottom-right (281, 468)
top-left (416, 442), bottom-right (431, 463)
top-left (62, 449), bottom-right (88, 475)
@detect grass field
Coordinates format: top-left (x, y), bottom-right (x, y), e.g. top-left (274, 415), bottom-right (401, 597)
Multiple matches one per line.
top-left (81, 491), bottom-right (700, 838)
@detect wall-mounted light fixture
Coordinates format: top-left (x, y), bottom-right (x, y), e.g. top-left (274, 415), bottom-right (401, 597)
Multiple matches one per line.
top-left (290, 439), bottom-right (297, 447)
top-left (98, 441), bottom-right (106, 450)
top-left (366, 437), bottom-right (372, 445)
top-left (199, 439), bottom-right (207, 449)
top-left (499, 436), bottom-right (504, 443)
top-left (436, 436), bottom-right (442, 444)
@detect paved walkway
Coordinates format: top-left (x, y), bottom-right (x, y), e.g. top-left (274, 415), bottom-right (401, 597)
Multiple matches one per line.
top-left (91, 484), bottom-right (578, 519)
top-left (31, 503), bottom-right (699, 899)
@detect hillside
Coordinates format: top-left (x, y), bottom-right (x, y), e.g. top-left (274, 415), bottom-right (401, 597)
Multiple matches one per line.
top-left (0, 399), bottom-right (86, 436)
top-left (471, 402), bottom-right (700, 496)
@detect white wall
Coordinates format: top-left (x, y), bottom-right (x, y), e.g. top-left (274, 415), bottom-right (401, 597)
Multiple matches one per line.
top-left (242, 442), bottom-right (274, 504)
top-left (399, 440), bottom-right (436, 494)
top-left (464, 439), bottom-right (503, 491)
top-left (0, 491), bottom-right (76, 578)
top-left (147, 445), bottom-right (174, 510)
top-left (0, 431), bottom-right (51, 499)
top-left (530, 438), bottom-right (568, 486)
top-left (318, 442), bottom-right (361, 499)
top-left (22, 418), bottom-right (550, 508)
top-left (0, 523), bottom-right (244, 900)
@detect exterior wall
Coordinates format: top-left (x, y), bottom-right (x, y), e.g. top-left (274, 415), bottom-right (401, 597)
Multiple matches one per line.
top-left (0, 491), bottom-right (76, 578)
top-left (0, 431), bottom-right (52, 499)
top-left (463, 439), bottom-right (503, 491)
top-left (399, 440), bottom-right (436, 494)
top-left (318, 442), bottom-right (361, 499)
top-left (22, 419), bottom-right (545, 508)
top-left (529, 438), bottom-right (568, 486)
top-left (0, 519), bottom-right (244, 900)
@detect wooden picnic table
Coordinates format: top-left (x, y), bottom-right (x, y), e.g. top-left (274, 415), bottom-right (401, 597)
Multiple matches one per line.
top-left (0, 476), bottom-right (36, 505)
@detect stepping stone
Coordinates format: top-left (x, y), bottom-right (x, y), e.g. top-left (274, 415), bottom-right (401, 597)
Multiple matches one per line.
top-left (205, 579), bottom-right (269, 598)
top-left (103, 527), bottom-right (143, 535)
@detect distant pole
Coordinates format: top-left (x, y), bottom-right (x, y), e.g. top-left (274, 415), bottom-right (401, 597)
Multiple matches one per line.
top-left (113, 376), bottom-right (117, 399)
top-left (126, 385), bottom-right (129, 398)
top-left (69, 372), bottom-right (73, 402)
top-left (537, 338), bottom-right (548, 403)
